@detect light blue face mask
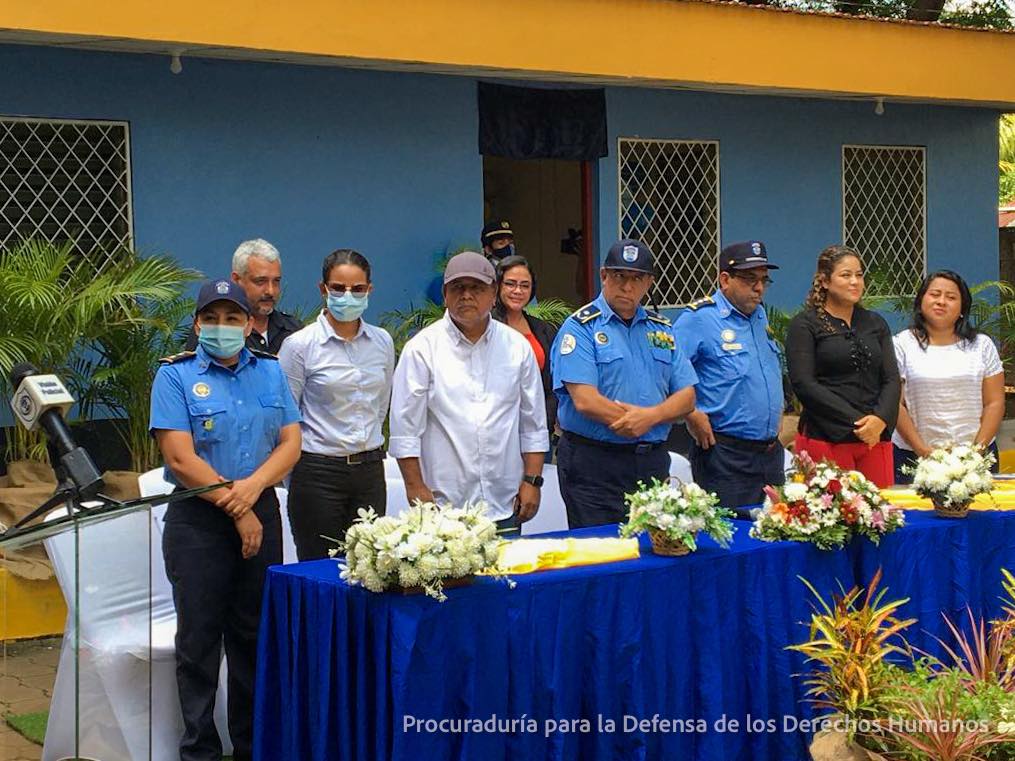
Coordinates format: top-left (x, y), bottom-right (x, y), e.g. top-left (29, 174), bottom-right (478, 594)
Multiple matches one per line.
top-left (198, 325), bottom-right (247, 359)
top-left (327, 291), bottom-right (369, 322)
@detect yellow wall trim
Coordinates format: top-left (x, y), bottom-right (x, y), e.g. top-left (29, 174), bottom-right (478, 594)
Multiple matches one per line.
top-left (3, 0), bottom-right (1015, 107)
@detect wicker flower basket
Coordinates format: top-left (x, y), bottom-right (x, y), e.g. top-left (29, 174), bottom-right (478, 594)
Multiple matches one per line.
top-left (931, 495), bottom-right (970, 519)
top-left (648, 529), bottom-right (691, 556)
top-left (398, 575), bottom-right (474, 595)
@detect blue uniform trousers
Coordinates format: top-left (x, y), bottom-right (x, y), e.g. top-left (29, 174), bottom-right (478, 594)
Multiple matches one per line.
top-left (162, 489), bottom-right (281, 761)
top-left (556, 432), bottom-right (670, 529)
top-left (689, 434), bottom-right (785, 511)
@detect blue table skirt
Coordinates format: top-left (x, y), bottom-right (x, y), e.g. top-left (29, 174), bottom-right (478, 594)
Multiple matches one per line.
top-left (254, 511), bottom-right (1015, 761)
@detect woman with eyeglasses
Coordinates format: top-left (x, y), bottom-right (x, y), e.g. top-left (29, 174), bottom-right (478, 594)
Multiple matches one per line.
top-left (278, 249), bottom-right (395, 560)
top-left (786, 245), bottom-right (900, 487)
top-left (892, 270), bottom-right (1003, 484)
top-left (493, 255), bottom-right (559, 444)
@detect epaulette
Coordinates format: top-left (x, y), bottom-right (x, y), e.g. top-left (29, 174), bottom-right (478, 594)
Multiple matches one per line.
top-left (158, 351), bottom-right (196, 365)
top-left (682, 296), bottom-right (715, 311)
top-left (573, 302), bottom-right (602, 325)
top-left (646, 312), bottom-right (672, 326)
top-left (250, 349), bottom-right (279, 360)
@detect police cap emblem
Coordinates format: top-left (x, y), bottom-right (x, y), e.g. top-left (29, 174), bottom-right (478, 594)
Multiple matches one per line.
top-left (751, 242), bottom-right (762, 256)
top-left (215, 280), bottom-right (230, 295)
top-left (622, 245), bottom-right (639, 263)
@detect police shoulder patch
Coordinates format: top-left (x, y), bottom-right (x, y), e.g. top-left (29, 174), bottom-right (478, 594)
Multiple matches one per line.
top-left (682, 296), bottom-right (715, 311)
top-left (646, 311), bottom-right (672, 327)
top-left (250, 349), bottom-right (279, 360)
top-left (158, 350), bottom-right (196, 365)
top-left (573, 302), bottom-right (602, 325)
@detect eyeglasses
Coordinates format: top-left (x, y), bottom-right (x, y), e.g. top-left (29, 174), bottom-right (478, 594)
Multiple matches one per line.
top-left (326, 284), bottom-right (369, 296)
top-left (730, 273), bottom-right (774, 288)
top-left (502, 280), bottom-right (532, 292)
top-left (605, 270), bottom-right (650, 286)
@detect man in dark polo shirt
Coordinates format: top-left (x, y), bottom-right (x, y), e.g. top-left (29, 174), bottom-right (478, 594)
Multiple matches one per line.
top-left (185, 238), bottom-right (302, 354)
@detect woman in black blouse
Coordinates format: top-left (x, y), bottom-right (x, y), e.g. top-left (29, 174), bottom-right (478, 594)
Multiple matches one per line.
top-left (786, 245), bottom-right (901, 487)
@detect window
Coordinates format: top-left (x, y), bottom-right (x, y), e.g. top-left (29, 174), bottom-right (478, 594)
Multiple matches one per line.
top-left (0, 117), bottom-right (133, 269)
top-left (842, 145), bottom-right (926, 297)
top-left (618, 138), bottom-right (720, 308)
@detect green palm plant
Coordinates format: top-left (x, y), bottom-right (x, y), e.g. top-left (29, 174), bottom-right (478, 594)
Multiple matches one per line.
top-left (80, 296), bottom-right (197, 473)
top-left (0, 239), bottom-right (201, 464)
top-left (1001, 115), bottom-right (1015, 204)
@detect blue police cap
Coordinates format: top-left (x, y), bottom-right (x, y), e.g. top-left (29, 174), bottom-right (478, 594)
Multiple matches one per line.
top-left (195, 278), bottom-right (251, 315)
top-left (719, 241), bottom-right (779, 272)
top-left (603, 239), bottom-right (654, 273)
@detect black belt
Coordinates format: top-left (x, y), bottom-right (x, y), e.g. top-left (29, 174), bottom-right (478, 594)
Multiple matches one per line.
top-left (563, 431), bottom-right (664, 455)
top-left (301, 448), bottom-right (385, 466)
top-left (713, 432), bottom-right (780, 453)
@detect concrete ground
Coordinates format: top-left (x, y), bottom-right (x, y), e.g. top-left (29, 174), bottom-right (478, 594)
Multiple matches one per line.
top-left (0, 637), bottom-right (58, 761)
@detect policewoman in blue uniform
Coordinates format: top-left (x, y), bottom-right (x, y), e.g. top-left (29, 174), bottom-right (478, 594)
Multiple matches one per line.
top-left (150, 279), bottom-right (300, 761)
top-left (551, 239), bottom-right (698, 528)
top-left (675, 241), bottom-right (785, 513)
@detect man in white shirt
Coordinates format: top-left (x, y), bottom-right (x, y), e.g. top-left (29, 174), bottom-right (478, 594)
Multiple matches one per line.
top-left (390, 251), bottom-right (548, 530)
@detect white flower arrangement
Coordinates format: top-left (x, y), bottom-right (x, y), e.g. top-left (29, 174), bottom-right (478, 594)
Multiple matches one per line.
top-left (619, 478), bottom-right (736, 552)
top-left (334, 501), bottom-right (502, 601)
top-left (905, 444), bottom-right (995, 510)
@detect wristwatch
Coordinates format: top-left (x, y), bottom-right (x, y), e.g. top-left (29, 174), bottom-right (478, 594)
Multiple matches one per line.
top-left (522, 474), bottom-right (544, 488)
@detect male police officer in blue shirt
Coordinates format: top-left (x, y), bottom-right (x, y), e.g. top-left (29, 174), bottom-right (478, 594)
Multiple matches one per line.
top-left (675, 241), bottom-right (785, 512)
top-left (551, 239), bottom-right (698, 528)
top-left (150, 279), bottom-right (301, 761)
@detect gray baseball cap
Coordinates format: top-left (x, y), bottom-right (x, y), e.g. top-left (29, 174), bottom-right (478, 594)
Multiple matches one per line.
top-left (444, 251), bottom-right (496, 285)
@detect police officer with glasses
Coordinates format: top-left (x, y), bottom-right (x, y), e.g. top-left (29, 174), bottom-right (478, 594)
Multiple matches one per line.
top-left (675, 241), bottom-right (785, 513)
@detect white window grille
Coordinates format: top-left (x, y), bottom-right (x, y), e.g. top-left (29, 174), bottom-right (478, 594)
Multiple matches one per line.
top-left (0, 117), bottom-right (133, 269)
top-left (618, 138), bottom-right (720, 308)
top-left (842, 145), bottom-right (926, 297)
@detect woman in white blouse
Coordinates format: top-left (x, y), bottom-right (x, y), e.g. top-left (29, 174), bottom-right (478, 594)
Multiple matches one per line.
top-left (278, 250), bottom-right (395, 560)
top-left (893, 270), bottom-right (1004, 483)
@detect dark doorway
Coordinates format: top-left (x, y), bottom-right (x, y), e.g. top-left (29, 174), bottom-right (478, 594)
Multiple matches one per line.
top-left (482, 156), bottom-right (594, 305)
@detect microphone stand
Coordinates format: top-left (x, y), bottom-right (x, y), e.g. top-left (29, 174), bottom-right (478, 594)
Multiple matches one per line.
top-left (0, 479), bottom-right (232, 549)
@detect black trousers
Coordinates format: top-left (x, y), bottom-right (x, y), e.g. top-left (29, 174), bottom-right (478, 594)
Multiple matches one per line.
top-left (162, 490), bottom-right (282, 761)
top-left (556, 433), bottom-right (670, 529)
top-left (689, 436), bottom-right (786, 510)
top-left (287, 451), bottom-right (387, 561)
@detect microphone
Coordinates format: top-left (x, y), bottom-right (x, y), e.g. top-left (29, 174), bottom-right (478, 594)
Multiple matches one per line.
top-left (10, 363), bottom-right (103, 498)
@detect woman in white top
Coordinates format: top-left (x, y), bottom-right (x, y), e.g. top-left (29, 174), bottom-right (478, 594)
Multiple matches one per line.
top-left (893, 270), bottom-right (1004, 484)
top-left (278, 250), bottom-right (395, 560)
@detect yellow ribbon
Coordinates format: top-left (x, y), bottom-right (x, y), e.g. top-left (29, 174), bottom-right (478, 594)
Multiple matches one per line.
top-left (480, 537), bottom-right (640, 575)
top-left (881, 481), bottom-right (1015, 511)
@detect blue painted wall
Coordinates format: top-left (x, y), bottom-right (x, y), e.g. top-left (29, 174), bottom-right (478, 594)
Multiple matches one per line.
top-left (600, 87), bottom-right (1000, 315)
top-left (0, 44), bottom-right (1000, 323)
top-left (0, 44), bottom-right (483, 321)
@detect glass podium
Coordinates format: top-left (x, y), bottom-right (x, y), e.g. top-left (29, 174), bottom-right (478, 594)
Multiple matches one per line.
top-left (0, 483), bottom-right (222, 761)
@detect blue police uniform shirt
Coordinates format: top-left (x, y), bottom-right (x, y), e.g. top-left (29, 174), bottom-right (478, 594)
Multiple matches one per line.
top-left (149, 346), bottom-right (301, 484)
top-left (674, 289), bottom-right (784, 441)
top-left (551, 293), bottom-right (698, 444)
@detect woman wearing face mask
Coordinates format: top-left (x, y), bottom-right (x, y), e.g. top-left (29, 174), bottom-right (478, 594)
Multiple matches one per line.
top-left (892, 271), bottom-right (1003, 483)
top-left (492, 255), bottom-right (558, 445)
top-left (786, 245), bottom-right (901, 487)
top-left (278, 249), bottom-right (395, 560)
